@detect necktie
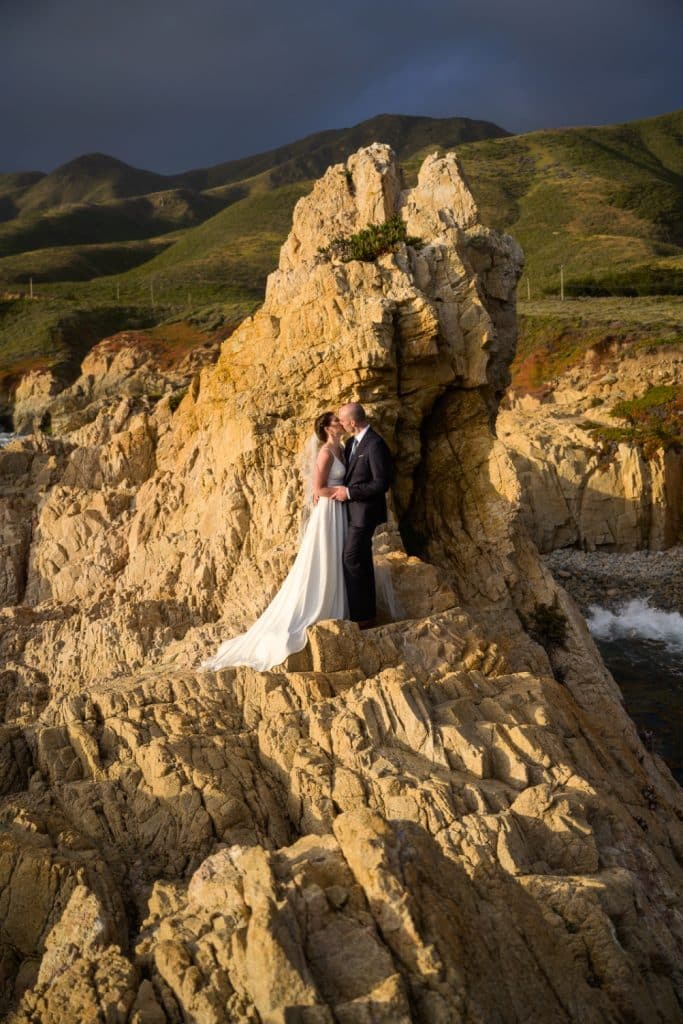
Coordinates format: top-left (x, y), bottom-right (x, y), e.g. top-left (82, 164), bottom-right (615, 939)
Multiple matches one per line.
top-left (350, 437), bottom-right (359, 460)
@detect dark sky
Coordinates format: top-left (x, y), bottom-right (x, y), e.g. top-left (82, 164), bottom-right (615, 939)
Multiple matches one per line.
top-left (2, 0), bottom-right (683, 175)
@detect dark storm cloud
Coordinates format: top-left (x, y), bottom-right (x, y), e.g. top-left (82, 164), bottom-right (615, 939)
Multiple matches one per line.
top-left (1, 0), bottom-right (682, 173)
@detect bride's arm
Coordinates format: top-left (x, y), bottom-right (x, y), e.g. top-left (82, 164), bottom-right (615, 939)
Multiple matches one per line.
top-left (313, 448), bottom-right (336, 497)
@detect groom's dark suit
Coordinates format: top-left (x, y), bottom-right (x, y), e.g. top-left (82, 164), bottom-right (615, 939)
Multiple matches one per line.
top-left (342, 426), bottom-right (393, 623)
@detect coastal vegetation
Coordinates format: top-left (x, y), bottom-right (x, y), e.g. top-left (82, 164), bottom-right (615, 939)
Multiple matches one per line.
top-left (523, 596), bottom-right (569, 651)
top-left (584, 383), bottom-right (683, 457)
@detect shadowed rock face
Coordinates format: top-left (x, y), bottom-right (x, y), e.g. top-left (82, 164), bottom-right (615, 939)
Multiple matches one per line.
top-left (1, 145), bottom-right (682, 1022)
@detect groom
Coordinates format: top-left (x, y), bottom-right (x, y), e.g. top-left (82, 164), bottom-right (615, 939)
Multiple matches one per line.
top-left (330, 403), bottom-right (393, 629)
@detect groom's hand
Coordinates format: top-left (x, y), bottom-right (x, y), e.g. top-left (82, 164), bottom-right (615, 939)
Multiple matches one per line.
top-left (329, 486), bottom-right (348, 501)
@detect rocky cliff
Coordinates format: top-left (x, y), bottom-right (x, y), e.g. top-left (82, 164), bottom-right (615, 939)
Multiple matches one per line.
top-left (11, 323), bottom-right (222, 437)
top-left (1, 145), bottom-right (682, 1023)
top-left (500, 341), bottom-right (683, 552)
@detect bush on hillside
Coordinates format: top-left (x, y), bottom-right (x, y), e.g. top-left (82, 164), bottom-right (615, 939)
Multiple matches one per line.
top-left (560, 266), bottom-right (683, 298)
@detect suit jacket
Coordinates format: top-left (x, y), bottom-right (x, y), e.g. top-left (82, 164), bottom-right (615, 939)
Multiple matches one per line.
top-left (343, 426), bottom-right (393, 529)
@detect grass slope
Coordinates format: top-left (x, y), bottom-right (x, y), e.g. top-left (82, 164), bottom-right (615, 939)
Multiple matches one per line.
top-left (0, 189), bottom-right (229, 264)
top-left (126, 181), bottom-right (312, 294)
top-left (0, 238), bottom-right (174, 284)
top-left (454, 108), bottom-right (683, 296)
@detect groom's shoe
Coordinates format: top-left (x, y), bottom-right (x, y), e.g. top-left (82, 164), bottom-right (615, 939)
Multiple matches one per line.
top-left (357, 618), bottom-right (376, 631)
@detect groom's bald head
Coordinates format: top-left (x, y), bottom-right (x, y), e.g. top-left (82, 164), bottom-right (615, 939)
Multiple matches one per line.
top-left (338, 402), bottom-right (368, 434)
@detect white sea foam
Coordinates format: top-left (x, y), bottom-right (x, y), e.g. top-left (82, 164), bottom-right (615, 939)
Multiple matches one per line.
top-left (0, 432), bottom-right (16, 448)
top-left (587, 599), bottom-right (683, 654)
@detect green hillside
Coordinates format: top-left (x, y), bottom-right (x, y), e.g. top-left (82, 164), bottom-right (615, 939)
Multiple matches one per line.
top-left (0, 111), bottom-right (506, 291)
top-left (0, 189), bottom-right (228, 263)
top-left (123, 181), bottom-right (313, 295)
top-left (1, 108), bottom-right (682, 411)
top-left (14, 154), bottom-right (172, 213)
top-left (3, 108), bottom-right (681, 302)
top-left (454, 108), bottom-right (683, 297)
top-left (0, 238), bottom-right (173, 284)
top-left (0, 114), bottom-right (505, 262)
top-left (0, 171), bottom-right (45, 197)
top-left (0, 172), bottom-right (45, 223)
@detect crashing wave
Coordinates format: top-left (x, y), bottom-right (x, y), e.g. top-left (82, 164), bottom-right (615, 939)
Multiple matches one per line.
top-left (587, 598), bottom-right (683, 655)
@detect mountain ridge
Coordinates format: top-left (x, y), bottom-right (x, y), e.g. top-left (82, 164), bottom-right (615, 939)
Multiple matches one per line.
top-left (1, 113), bottom-right (510, 176)
top-left (0, 113), bottom-right (510, 210)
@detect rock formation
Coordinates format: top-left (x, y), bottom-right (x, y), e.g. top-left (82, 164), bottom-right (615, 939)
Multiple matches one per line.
top-left (500, 344), bottom-right (683, 552)
top-left (11, 371), bottom-right (63, 435)
top-left (12, 327), bottom-right (221, 436)
top-left (0, 144), bottom-right (682, 1022)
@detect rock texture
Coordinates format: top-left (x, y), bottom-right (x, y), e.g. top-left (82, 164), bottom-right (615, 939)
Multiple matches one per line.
top-left (0, 144), bottom-right (682, 1022)
top-left (11, 371), bottom-right (62, 435)
top-left (12, 326), bottom-right (221, 436)
top-left (500, 344), bottom-right (683, 552)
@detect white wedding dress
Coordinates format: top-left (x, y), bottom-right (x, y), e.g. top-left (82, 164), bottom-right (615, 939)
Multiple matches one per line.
top-left (199, 453), bottom-right (348, 672)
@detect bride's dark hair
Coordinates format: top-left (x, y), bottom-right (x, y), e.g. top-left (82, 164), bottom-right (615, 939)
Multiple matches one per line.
top-left (314, 411), bottom-right (335, 443)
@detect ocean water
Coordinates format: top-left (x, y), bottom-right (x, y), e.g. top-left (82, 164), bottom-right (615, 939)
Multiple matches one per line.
top-left (586, 599), bottom-right (683, 783)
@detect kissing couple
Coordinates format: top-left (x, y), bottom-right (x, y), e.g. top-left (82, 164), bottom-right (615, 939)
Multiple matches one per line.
top-left (200, 403), bottom-right (393, 672)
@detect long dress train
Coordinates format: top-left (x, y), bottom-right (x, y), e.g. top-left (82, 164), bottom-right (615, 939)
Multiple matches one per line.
top-left (199, 454), bottom-right (348, 672)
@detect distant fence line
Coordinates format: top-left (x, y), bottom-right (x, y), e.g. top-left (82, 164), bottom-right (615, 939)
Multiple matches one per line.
top-left (0, 273), bottom-right (233, 306)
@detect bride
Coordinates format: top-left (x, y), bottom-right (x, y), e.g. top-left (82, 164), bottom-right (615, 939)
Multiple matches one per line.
top-left (199, 411), bottom-right (348, 672)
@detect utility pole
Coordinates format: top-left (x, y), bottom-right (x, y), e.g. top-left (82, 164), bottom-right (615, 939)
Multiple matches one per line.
top-left (560, 265), bottom-right (565, 302)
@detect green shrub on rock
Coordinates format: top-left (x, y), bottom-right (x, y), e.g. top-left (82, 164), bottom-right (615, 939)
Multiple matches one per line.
top-left (169, 387), bottom-right (188, 413)
top-left (318, 215), bottom-right (424, 263)
top-left (523, 596), bottom-right (569, 650)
